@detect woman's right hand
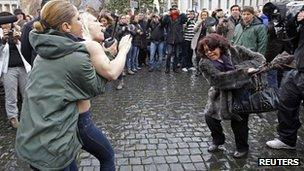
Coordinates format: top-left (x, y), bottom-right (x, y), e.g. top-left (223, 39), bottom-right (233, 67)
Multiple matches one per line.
top-left (118, 35), bottom-right (132, 53)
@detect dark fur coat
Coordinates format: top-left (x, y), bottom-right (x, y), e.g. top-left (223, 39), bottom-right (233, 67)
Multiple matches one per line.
top-left (199, 45), bottom-right (266, 120)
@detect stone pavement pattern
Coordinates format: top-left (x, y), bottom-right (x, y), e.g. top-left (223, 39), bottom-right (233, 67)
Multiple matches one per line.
top-left (1, 69), bottom-right (304, 170)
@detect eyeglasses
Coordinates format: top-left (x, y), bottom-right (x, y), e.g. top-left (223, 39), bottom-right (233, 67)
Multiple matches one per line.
top-left (204, 46), bottom-right (216, 52)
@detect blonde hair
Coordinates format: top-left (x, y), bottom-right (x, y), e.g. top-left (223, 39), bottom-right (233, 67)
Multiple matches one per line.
top-left (79, 12), bottom-right (97, 40)
top-left (33, 0), bottom-right (77, 32)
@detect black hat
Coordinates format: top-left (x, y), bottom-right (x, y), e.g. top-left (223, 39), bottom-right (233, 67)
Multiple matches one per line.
top-left (262, 2), bottom-right (277, 18)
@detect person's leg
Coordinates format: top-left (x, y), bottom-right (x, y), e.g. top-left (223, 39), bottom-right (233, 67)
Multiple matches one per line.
top-left (231, 113), bottom-right (249, 152)
top-left (205, 115), bottom-right (225, 146)
top-left (134, 46), bottom-right (140, 71)
top-left (181, 41), bottom-right (189, 69)
top-left (78, 111), bottom-right (115, 171)
top-left (126, 46), bottom-right (133, 74)
top-left (186, 41), bottom-right (193, 68)
top-left (172, 44), bottom-right (181, 71)
top-left (149, 41), bottom-right (157, 71)
top-left (17, 67), bottom-right (28, 99)
top-left (276, 71), bottom-right (302, 147)
top-left (166, 44), bottom-right (173, 72)
top-left (157, 42), bottom-right (165, 70)
top-left (3, 68), bottom-right (19, 122)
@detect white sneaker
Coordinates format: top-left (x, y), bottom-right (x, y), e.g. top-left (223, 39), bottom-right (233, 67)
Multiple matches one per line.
top-left (182, 68), bottom-right (188, 72)
top-left (266, 138), bottom-right (296, 150)
top-left (189, 67), bottom-right (196, 71)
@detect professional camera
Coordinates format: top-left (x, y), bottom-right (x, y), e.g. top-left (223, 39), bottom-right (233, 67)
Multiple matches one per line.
top-left (263, 2), bottom-right (300, 54)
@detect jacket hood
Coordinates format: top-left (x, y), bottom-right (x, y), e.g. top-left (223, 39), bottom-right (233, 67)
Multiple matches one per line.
top-left (29, 29), bottom-right (85, 59)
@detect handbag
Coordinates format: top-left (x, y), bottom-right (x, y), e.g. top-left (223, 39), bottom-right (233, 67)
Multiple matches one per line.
top-left (229, 73), bottom-right (279, 114)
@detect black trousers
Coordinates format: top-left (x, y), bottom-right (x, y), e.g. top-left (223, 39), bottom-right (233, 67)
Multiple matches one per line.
top-left (277, 70), bottom-right (303, 147)
top-left (205, 114), bottom-right (249, 152)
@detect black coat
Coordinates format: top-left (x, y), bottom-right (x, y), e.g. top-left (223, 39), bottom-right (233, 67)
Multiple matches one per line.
top-left (162, 13), bottom-right (187, 44)
top-left (147, 20), bottom-right (165, 42)
top-left (295, 22), bottom-right (304, 72)
top-left (21, 18), bottom-right (38, 66)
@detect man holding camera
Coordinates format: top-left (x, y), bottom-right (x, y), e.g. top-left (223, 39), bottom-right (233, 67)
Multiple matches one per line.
top-left (162, 3), bottom-right (187, 73)
top-left (0, 12), bottom-right (31, 128)
top-left (266, 7), bottom-right (304, 150)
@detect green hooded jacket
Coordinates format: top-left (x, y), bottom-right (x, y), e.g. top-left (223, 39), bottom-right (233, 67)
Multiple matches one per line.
top-left (15, 29), bottom-right (107, 170)
top-left (232, 17), bottom-right (268, 55)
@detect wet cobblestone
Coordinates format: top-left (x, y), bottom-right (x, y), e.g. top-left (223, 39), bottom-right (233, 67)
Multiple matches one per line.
top-left (1, 68), bottom-right (304, 170)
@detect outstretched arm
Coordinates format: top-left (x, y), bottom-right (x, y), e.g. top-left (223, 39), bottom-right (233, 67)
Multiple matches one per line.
top-left (84, 35), bottom-right (132, 80)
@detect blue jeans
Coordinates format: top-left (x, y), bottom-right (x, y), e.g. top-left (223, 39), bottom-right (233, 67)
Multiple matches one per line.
top-left (78, 111), bottom-right (115, 171)
top-left (166, 43), bottom-right (182, 70)
top-left (30, 160), bottom-right (78, 171)
top-left (127, 45), bottom-right (139, 71)
top-left (149, 41), bottom-right (164, 70)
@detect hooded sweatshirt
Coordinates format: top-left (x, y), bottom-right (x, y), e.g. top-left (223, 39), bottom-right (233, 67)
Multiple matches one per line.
top-left (15, 29), bottom-right (107, 170)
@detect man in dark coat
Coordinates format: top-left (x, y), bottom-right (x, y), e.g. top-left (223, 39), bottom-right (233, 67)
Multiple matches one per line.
top-left (266, 7), bottom-right (304, 150)
top-left (162, 4), bottom-right (187, 73)
top-left (21, 0), bottom-right (50, 66)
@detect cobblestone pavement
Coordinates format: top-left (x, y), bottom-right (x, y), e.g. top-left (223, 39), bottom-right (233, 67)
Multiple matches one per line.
top-left (1, 68), bottom-right (304, 170)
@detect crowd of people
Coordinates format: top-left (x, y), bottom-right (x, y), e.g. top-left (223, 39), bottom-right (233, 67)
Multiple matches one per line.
top-left (0, 0), bottom-right (304, 170)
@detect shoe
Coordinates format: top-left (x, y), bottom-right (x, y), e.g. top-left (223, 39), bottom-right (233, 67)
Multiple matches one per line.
top-left (266, 138), bottom-right (296, 150)
top-left (173, 69), bottom-right (180, 73)
top-left (122, 70), bottom-right (126, 77)
top-left (189, 67), bottom-right (196, 71)
top-left (208, 144), bottom-right (219, 152)
top-left (10, 117), bottom-right (19, 129)
top-left (127, 70), bottom-right (135, 75)
top-left (233, 150), bottom-right (248, 158)
top-left (165, 69), bottom-right (170, 74)
top-left (137, 67), bottom-right (142, 70)
top-left (132, 69), bottom-right (137, 73)
top-left (182, 68), bottom-right (188, 72)
top-left (116, 80), bottom-right (124, 90)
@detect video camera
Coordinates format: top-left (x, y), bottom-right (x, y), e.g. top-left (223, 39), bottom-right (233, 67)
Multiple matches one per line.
top-left (263, 2), bottom-right (300, 53)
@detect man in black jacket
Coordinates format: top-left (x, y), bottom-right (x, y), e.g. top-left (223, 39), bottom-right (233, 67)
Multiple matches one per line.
top-left (266, 7), bottom-right (304, 150)
top-left (21, 0), bottom-right (50, 66)
top-left (162, 4), bottom-right (187, 73)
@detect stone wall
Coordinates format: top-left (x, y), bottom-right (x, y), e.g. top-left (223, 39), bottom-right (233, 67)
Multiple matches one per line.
top-left (20, 0), bottom-right (105, 16)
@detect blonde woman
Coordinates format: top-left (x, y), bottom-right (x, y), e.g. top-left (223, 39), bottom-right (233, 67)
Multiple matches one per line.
top-left (15, 1), bottom-right (131, 170)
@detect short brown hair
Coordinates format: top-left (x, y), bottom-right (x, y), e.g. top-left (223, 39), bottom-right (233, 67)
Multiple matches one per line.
top-left (197, 33), bottom-right (230, 57)
top-left (242, 6), bottom-right (255, 15)
top-left (33, 0), bottom-right (77, 32)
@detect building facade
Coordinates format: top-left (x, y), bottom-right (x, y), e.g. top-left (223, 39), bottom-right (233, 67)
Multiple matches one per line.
top-left (165, 0), bottom-right (288, 13)
top-left (0, 0), bottom-right (19, 13)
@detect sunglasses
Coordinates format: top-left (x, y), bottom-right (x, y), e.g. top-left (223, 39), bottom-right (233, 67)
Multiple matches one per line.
top-left (204, 46), bottom-right (217, 52)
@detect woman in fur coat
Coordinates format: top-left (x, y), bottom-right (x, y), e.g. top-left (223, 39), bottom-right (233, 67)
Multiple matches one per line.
top-left (197, 33), bottom-right (266, 158)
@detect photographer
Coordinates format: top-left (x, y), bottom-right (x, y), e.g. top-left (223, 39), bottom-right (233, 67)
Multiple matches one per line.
top-left (116, 15), bottom-right (137, 75)
top-left (0, 12), bottom-right (31, 128)
top-left (266, 7), bottom-right (304, 150)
